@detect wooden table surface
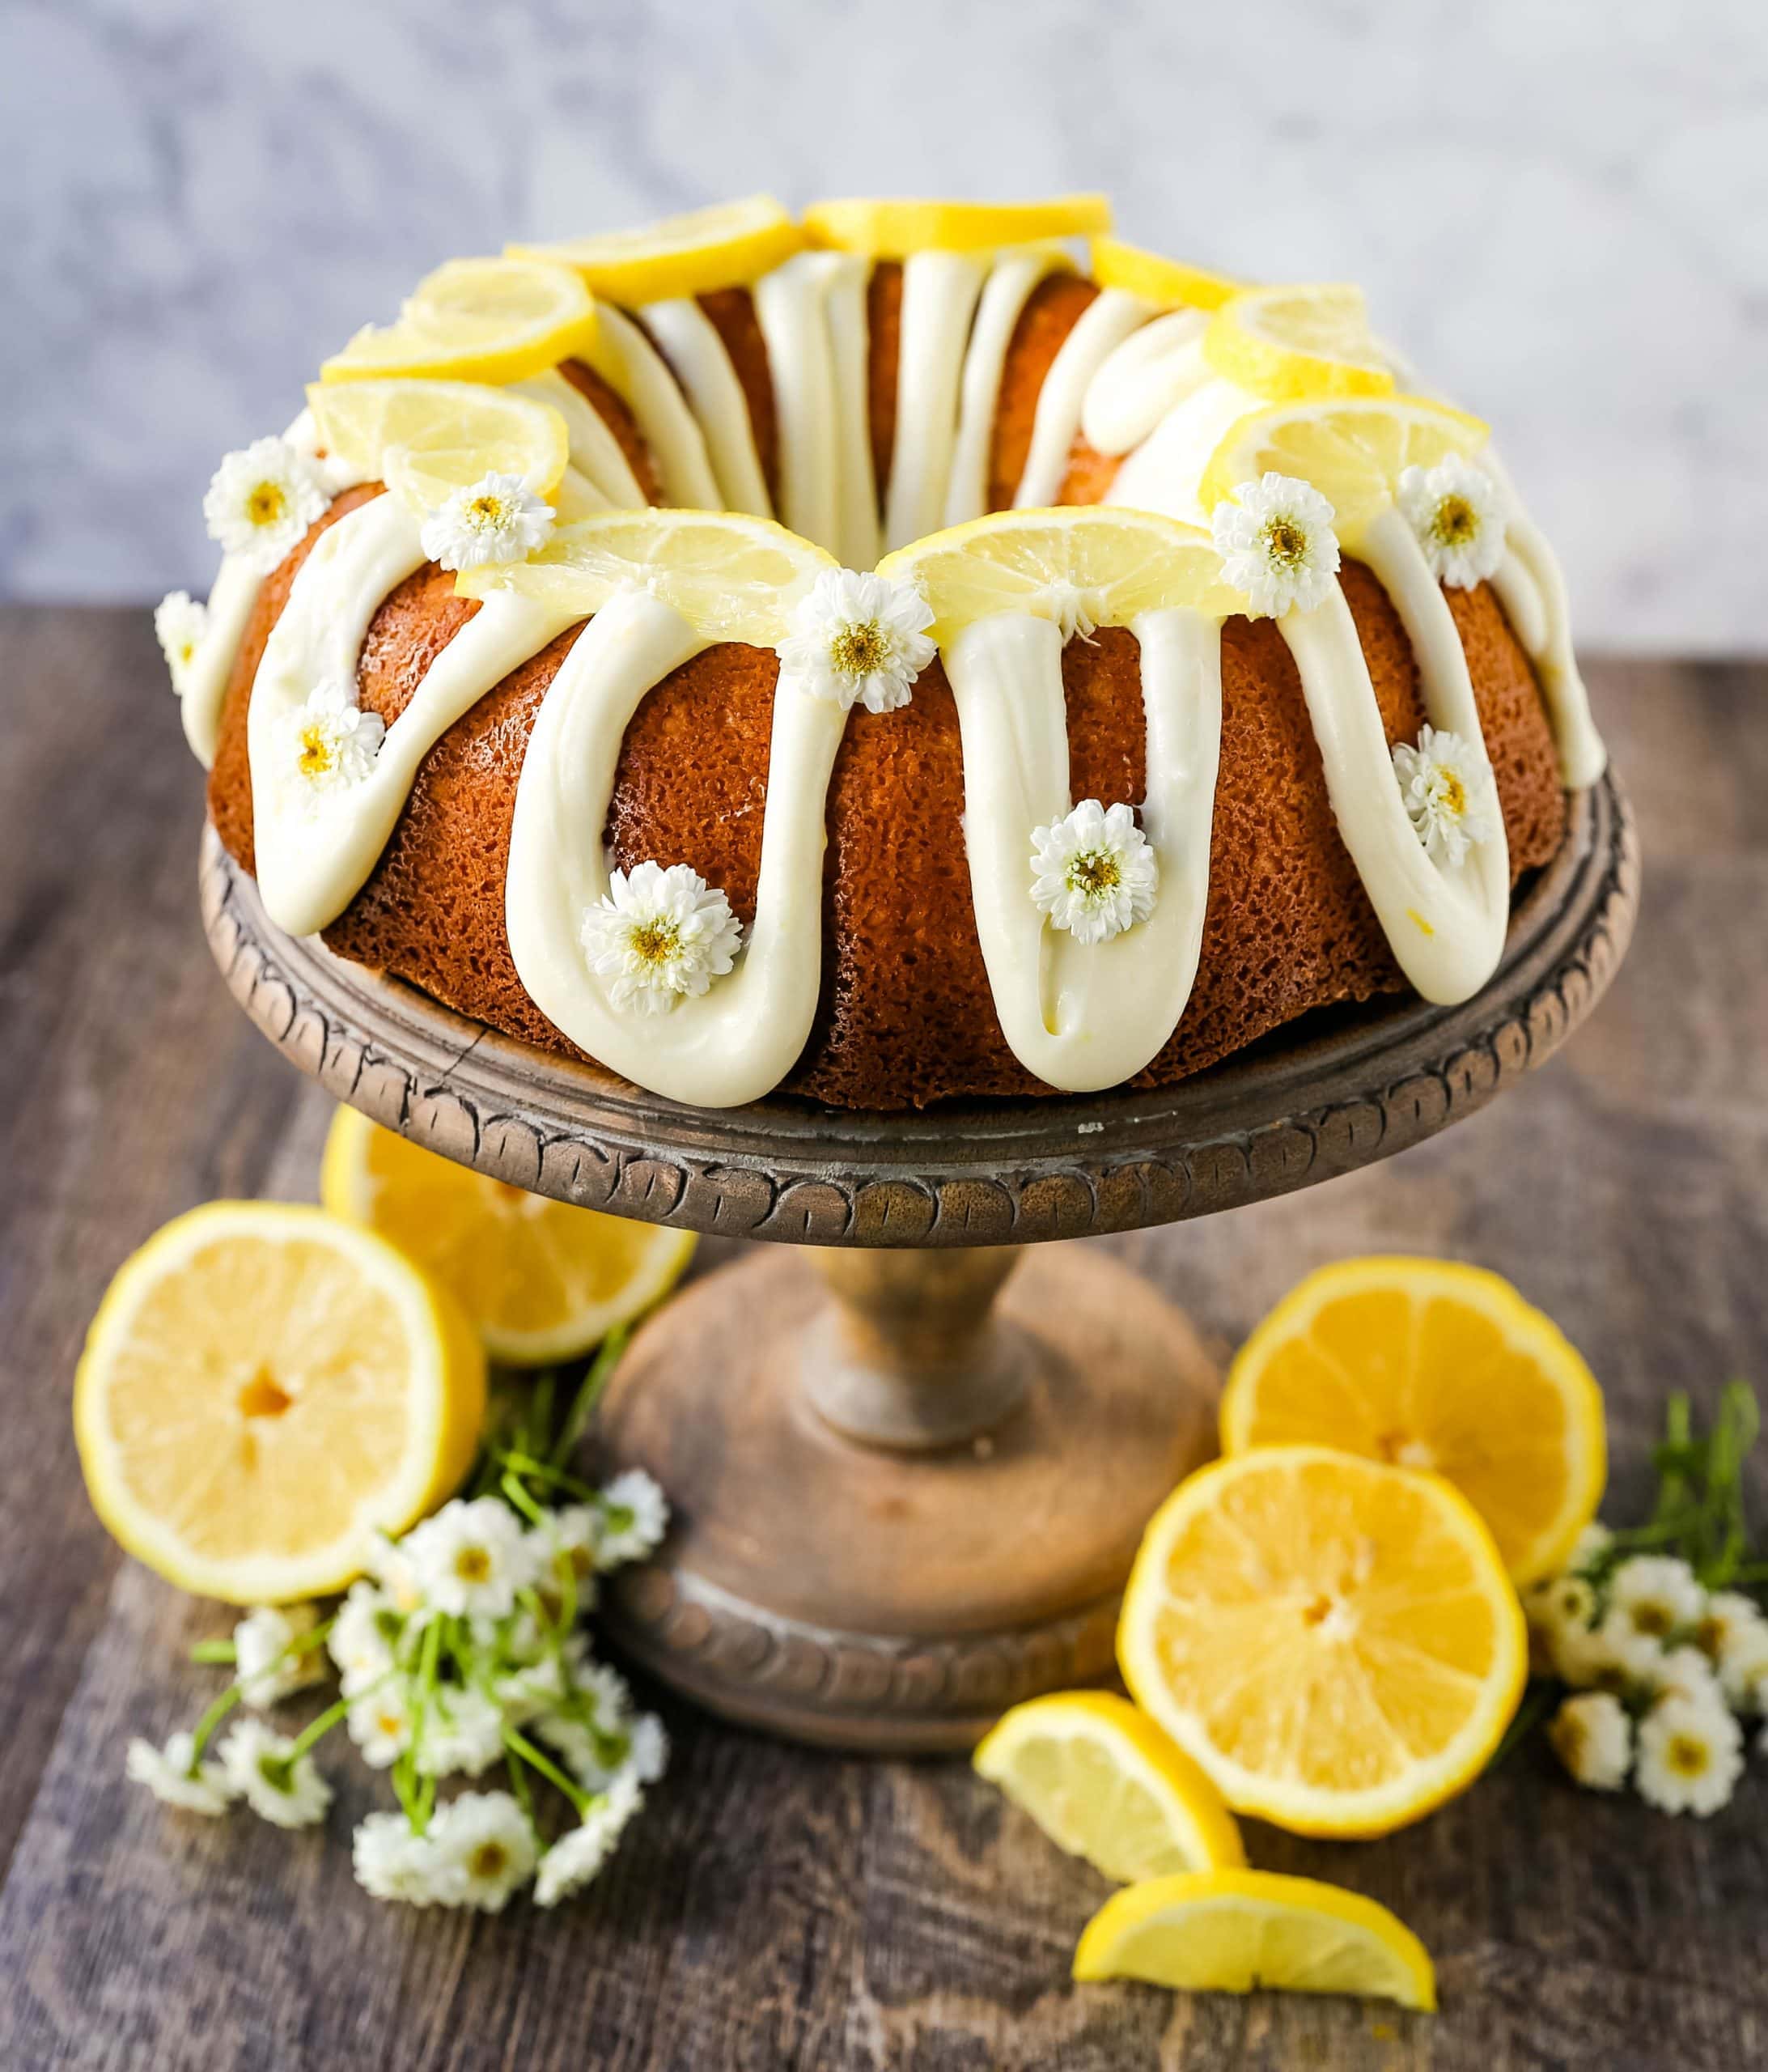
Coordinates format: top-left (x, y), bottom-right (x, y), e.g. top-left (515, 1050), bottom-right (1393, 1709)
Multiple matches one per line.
top-left (1, 605), bottom-right (1763, 2072)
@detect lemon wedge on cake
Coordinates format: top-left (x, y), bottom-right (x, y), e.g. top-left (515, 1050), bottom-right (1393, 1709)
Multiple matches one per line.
top-left (1074, 1869), bottom-right (1437, 2010)
top-left (307, 377), bottom-right (570, 515)
top-left (1088, 236), bottom-right (1243, 312)
top-left (74, 1203), bottom-right (485, 1604)
top-left (803, 194), bottom-right (1112, 257)
top-left (1202, 282), bottom-right (1394, 401)
top-left (320, 256), bottom-right (596, 387)
top-left (321, 1107), bottom-right (697, 1365)
top-left (510, 195), bottom-right (803, 304)
top-left (1117, 1445), bottom-right (1526, 1836)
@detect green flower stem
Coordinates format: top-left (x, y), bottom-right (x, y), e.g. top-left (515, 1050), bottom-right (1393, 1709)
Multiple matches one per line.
top-left (189, 1639), bottom-right (237, 1665)
top-left (282, 1690), bottom-right (354, 1765)
top-left (499, 1470), bottom-right (549, 1529)
top-left (405, 1617), bottom-right (445, 1833)
top-left (502, 1726), bottom-right (590, 1817)
top-left (505, 1749), bottom-right (536, 1825)
top-left (1489, 1679), bottom-right (1558, 1769)
top-left (186, 1683), bottom-right (245, 1770)
top-left (498, 1451), bottom-right (597, 1501)
top-left (550, 1327), bottom-right (630, 1468)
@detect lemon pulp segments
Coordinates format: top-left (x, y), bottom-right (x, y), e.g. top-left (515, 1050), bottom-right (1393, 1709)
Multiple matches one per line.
top-left (320, 256), bottom-right (596, 387)
top-left (307, 377), bottom-right (571, 512)
top-left (508, 195), bottom-right (803, 304)
top-left (1202, 283), bottom-right (1394, 401)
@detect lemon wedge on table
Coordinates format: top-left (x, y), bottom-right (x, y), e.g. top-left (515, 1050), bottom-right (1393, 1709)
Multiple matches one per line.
top-left (320, 255), bottom-right (596, 387)
top-left (510, 194), bottom-right (804, 304)
top-left (973, 1691), bottom-right (1244, 1883)
top-left (803, 193), bottom-right (1112, 257)
top-left (1088, 236), bottom-right (1244, 312)
top-left (1202, 282), bottom-right (1395, 401)
top-left (322, 1108), bottom-right (697, 1366)
top-left (307, 377), bottom-right (570, 515)
top-left (455, 505), bottom-right (836, 644)
top-left (1074, 1869), bottom-right (1437, 2010)
top-left (876, 506), bottom-right (1240, 648)
top-left (1117, 1445), bottom-right (1526, 1837)
top-left (1219, 1256), bottom-right (1605, 1586)
top-left (1197, 393), bottom-right (1490, 538)
top-left (74, 1203), bottom-right (485, 1605)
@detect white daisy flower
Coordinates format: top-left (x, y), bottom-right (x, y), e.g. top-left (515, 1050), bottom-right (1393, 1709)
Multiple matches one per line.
top-left (347, 1685), bottom-right (416, 1769)
top-left (494, 1654), bottom-right (566, 1728)
top-left (328, 1579), bottom-right (402, 1697)
top-left (1392, 724), bottom-right (1500, 869)
top-left (125, 1730), bottom-right (235, 1816)
top-left (218, 1719), bottom-right (333, 1828)
top-left (581, 861), bottom-right (744, 1017)
top-left (232, 1603), bottom-right (326, 1709)
top-left (364, 1531), bottom-right (427, 1618)
top-left (596, 1468), bottom-right (671, 1567)
top-left (1397, 457), bottom-right (1507, 588)
top-left (418, 471), bottom-right (555, 573)
top-left (1567, 1521), bottom-right (1614, 1573)
top-left (415, 1685), bottom-right (507, 1779)
top-left (534, 1773), bottom-right (644, 1908)
top-left (1029, 799), bottom-right (1160, 946)
top-left (776, 566), bottom-right (937, 715)
top-left (154, 590), bottom-right (208, 695)
top-left (352, 1811), bottom-right (448, 1908)
top-left (1524, 1572), bottom-right (1597, 1642)
top-left (1609, 1556), bottom-right (1707, 1645)
top-left (1634, 1692), bottom-right (1744, 1816)
top-left (426, 1790), bottom-right (537, 1912)
top-left (534, 1505), bottom-right (600, 1591)
top-left (286, 680), bottom-right (386, 799)
top-left (1642, 1643), bottom-right (1726, 1713)
top-left (1547, 1691), bottom-right (1632, 1792)
top-left (1211, 472), bottom-right (1341, 618)
top-left (402, 1497), bottom-right (540, 1622)
top-left (203, 435), bottom-right (329, 572)
top-left (1694, 1590), bottom-right (1768, 1707)
top-left (625, 1713), bottom-right (670, 1786)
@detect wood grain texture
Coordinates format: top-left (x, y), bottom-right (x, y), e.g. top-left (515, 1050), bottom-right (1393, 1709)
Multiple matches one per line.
top-left (0, 609), bottom-right (1763, 2070)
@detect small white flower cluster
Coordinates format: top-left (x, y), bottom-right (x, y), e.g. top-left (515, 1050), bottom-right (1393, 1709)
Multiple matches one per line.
top-left (285, 680), bottom-right (387, 804)
top-left (204, 435), bottom-right (329, 573)
top-left (1211, 472), bottom-right (1341, 619)
top-left (126, 1465), bottom-right (672, 1911)
top-left (154, 590), bottom-right (209, 697)
top-left (581, 860), bottom-right (745, 1016)
top-left (1028, 799), bottom-right (1160, 945)
top-left (1392, 723), bottom-right (1500, 869)
top-left (776, 567), bottom-right (937, 715)
top-left (1528, 1531), bottom-right (1767, 1816)
top-left (1397, 457), bottom-right (1507, 588)
top-left (419, 472), bottom-right (555, 574)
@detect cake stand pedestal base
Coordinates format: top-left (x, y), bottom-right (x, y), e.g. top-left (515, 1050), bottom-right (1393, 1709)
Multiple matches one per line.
top-left (596, 1242), bottom-right (1217, 1752)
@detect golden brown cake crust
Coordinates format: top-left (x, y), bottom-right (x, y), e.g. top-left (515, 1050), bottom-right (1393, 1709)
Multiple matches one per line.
top-left (695, 287), bottom-right (779, 501)
top-left (988, 274), bottom-right (1098, 511)
top-left (560, 359), bottom-right (662, 503)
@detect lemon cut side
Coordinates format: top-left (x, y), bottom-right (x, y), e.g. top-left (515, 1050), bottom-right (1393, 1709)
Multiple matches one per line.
top-left (510, 195), bottom-right (803, 304)
top-left (320, 255), bottom-right (596, 387)
top-left (307, 377), bottom-right (570, 516)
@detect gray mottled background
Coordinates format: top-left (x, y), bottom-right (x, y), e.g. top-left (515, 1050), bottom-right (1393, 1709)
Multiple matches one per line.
top-left (4, 0), bottom-right (1766, 651)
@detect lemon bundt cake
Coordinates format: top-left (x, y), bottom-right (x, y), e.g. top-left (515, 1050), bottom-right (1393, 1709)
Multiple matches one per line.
top-left (165, 194), bottom-right (1606, 1111)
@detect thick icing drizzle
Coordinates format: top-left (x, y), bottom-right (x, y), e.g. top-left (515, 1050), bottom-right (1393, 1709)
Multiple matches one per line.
top-left (588, 304), bottom-right (722, 509)
top-left (1012, 287), bottom-right (1157, 507)
top-left (1079, 309), bottom-right (1211, 456)
top-left (638, 298), bottom-right (774, 519)
top-left (943, 248), bottom-right (1070, 529)
top-left (753, 250), bottom-right (874, 560)
top-left (503, 586), bottom-right (848, 1107)
top-left (512, 371), bottom-right (646, 509)
top-left (882, 251), bottom-right (988, 552)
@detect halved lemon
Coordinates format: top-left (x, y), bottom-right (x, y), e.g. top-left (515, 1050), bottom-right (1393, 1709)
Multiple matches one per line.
top-left (803, 193), bottom-right (1112, 257)
top-left (1203, 282), bottom-right (1394, 401)
top-left (509, 195), bottom-right (803, 304)
top-left (1197, 393), bottom-right (1490, 539)
top-left (1073, 1869), bottom-right (1436, 2010)
top-left (307, 377), bottom-right (570, 515)
top-left (320, 256), bottom-right (596, 387)
top-left (1088, 236), bottom-right (1243, 312)
top-left (973, 1691), bottom-right (1244, 1883)
top-left (876, 506), bottom-right (1240, 647)
top-left (74, 1203), bottom-right (485, 1604)
top-left (454, 505), bottom-right (835, 644)
top-left (321, 1107), bottom-right (696, 1365)
top-left (1219, 1258), bottom-right (1605, 1586)
top-left (1117, 1446), bottom-right (1526, 1836)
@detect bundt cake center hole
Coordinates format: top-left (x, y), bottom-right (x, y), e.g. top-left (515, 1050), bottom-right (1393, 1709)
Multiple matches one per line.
top-left (238, 1369), bottom-right (293, 1420)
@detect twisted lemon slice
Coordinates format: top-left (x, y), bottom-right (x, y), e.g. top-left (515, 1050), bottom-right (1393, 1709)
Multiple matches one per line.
top-left (1088, 236), bottom-right (1243, 312)
top-left (1204, 282), bottom-right (1394, 401)
top-left (307, 377), bottom-right (570, 513)
top-left (455, 506), bottom-right (834, 645)
top-left (509, 195), bottom-right (803, 303)
top-left (320, 256), bottom-right (596, 387)
top-left (803, 193), bottom-right (1111, 257)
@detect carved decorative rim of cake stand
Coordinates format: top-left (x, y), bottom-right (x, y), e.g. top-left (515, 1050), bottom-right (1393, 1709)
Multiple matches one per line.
top-left (199, 774), bottom-right (1636, 1246)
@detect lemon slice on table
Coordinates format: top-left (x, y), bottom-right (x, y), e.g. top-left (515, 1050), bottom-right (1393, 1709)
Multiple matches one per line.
top-left (455, 505), bottom-right (836, 644)
top-left (1117, 1445), bottom-right (1526, 1837)
top-left (973, 1691), bottom-right (1244, 1883)
top-left (1203, 282), bottom-right (1395, 401)
top-left (1219, 1257), bottom-right (1605, 1586)
top-left (877, 506), bottom-right (1240, 647)
top-left (1088, 236), bottom-right (1244, 312)
top-left (307, 377), bottom-right (570, 516)
top-left (1197, 393), bottom-right (1490, 540)
top-left (509, 195), bottom-right (803, 304)
top-left (1074, 1869), bottom-right (1436, 2010)
top-left (322, 1107), bottom-right (697, 1365)
top-left (74, 1203), bottom-right (485, 1604)
top-left (320, 256), bottom-right (597, 387)
top-left (803, 193), bottom-right (1112, 257)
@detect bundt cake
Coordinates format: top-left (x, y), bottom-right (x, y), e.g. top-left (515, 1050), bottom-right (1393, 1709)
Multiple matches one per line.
top-left (163, 193), bottom-right (1607, 1111)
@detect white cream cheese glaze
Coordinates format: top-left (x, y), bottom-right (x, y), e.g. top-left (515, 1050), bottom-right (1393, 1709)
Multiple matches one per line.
top-left (753, 249), bottom-right (873, 560)
top-left (1103, 371), bottom-right (1266, 528)
top-left (1012, 287), bottom-right (1157, 507)
top-left (1079, 309), bottom-right (1210, 457)
top-left (587, 304), bottom-right (722, 511)
top-left (883, 250), bottom-right (988, 552)
top-left (638, 297), bottom-right (774, 519)
top-left (511, 371), bottom-right (647, 510)
top-left (943, 248), bottom-right (1070, 529)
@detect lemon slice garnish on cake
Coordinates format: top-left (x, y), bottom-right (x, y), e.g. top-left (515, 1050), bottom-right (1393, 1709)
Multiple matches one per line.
top-left (803, 193), bottom-right (1112, 257)
top-left (320, 256), bottom-right (596, 387)
top-left (1203, 282), bottom-right (1395, 401)
top-left (307, 377), bottom-right (570, 515)
top-left (1073, 1869), bottom-right (1436, 2010)
top-left (1117, 1445), bottom-right (1526, 1837)
top-left (74, 1202), bottom-right (486, 1605)
top-left (878, 506), bottom-right (1240, 646)
top-left (973, 1692), bottom-right (1244, 1884)
top-left (321, 1107), bottom-right (696, 1365)
top-left (455, 505), bottom-right (835, 644)
top-left (1197, 393), bottom-right (1491, 540)
top-left (1219, 1257), bottom-right (1605, 1586)
top-left (509, 195), bottom-right (803, 304)
top-left (1088, 236), bottom-right (1244, 312)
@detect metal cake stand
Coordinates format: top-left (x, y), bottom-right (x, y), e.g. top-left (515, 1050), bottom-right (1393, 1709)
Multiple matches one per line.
top-left (199, 773), bottom-right (1636, 1751)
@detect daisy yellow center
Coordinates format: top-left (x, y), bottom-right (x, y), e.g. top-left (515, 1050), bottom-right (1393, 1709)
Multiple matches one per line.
top-left (1431, 495), bottom-right (1478, 546)
top-left (453, 1545), bottom-right (493, 1584)
top-left (468, 1841), bottom-right (511, 1880)
top-left (829, 620), bottom-right (888, 676)
top-left (1437, 768), bottom-right (1467, 818)
top-left (1558, 1717), bottom-right (1589, 1766)
top-left (1694, 1616), bottom-right (1725, 1658)
top-left (297, 724), bottom-right (337, 779)
top-left (1631, 1600), bottom-right (1675, 1639)
top-left (628, 917), bottom-right (682, 966)
top-left (1067, 849), bottom-right (1121, 898)
top-left (246, 481), bottom-right (290, 529)
top-left (1261, 515), bottom-right (1309, 569)
top-left (466, 492), bottom-right (511, 528)
top-left (1666, 1732), bottom-right (1711, 1778)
